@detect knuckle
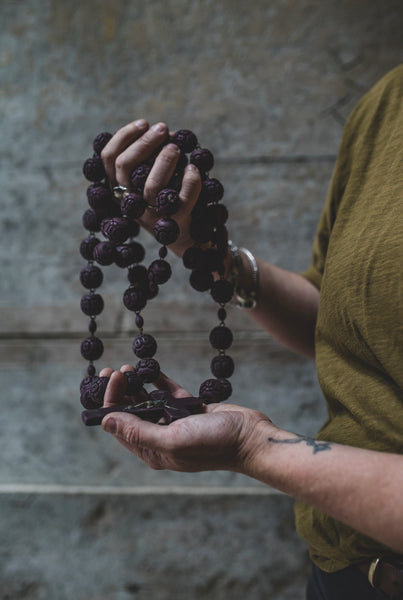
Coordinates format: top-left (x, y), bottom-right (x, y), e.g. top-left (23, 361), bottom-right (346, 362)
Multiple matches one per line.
top-left (115, 154), bottom-right (131, 172)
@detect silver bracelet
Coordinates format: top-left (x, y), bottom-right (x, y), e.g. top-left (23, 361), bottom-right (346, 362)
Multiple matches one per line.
top-left (228, 240), bottom-right (259, 309)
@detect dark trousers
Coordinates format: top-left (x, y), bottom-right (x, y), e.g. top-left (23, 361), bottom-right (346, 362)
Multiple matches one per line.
top-left (306, 562), bottom-right (389, 600)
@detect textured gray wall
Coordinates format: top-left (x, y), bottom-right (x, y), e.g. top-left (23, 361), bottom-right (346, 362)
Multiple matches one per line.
top-left (1, 1), bottom-right (402, 598)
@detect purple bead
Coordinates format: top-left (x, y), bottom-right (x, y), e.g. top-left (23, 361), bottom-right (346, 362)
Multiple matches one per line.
top-left (87, 364), bottom-right (96, 376)
top-left (93, 241), bottom-right (116, 266)
top-left (128, 241), bottom-right (145, 263)
top-left (83, 156), bottom-right (106, 182)
top-left (87, 183), bottom-right (114, 213)
top-left (147, 280), bottom-right (159, 299)
top-left (124, 371), bottom-right (143, 395)
top-left (202, 177), bottom-right (224, 202)
top-left (101, 217), bottom-right (130, 245)
top-left (211, 355), bottom-right (234, 378)
top-left (132, 333), bottom-right (157, 358)
top-left (88, 319), bottom-right (97, 334)
top-left (153, 218), bottom-right (179, 246)
top-left (136, 358), bottom-right (160, 383)
top-left (115, 242), bottom-right (145, 268)
top-left (148, 259), bottom-right (172, 285)
top-left (128, 265), bottom-right (148, 285)
top-left (204, 248), bottom-right (222, 272)
top-left (80, 236), bottom-right (100, 260)
top-left (190, 148), bottom-right (214, 173)
top-left (199, 378), bottom-right (232, 403)
top-left (130, 164), bottom-right (152, 192)
top-left (206, 203), bottom-right (228, 226)
top-left (123, 286), bottom-right (148, 312)
top-left (170, 129), bottom-right (198, 153)
top-left (182, 246), bottom-right (205, 270)
top-left (81, 293), bottom-right (104, 316)
top-left (155, 188), bottom-right (181, 216)
top-left (168, 171), bottom-right (183, 192)
top-left (127, 220), bottom-right (141, 238)
top-left (159, 246), bottom-right (168, 259)
top-left (80, 265), bottom-right (103, 289)
top-left (217, 307), bottom-right (227, 322)
top-left (176, 152), bottom-right (189, 172)
top-left (135, 314), bottom-right (144, 329)
top-left (210, 279), bottom-right (234, 304)
top-left (190, 220), bottom-right (213, 244)
top-left (121, 192), bottom-right (146, 219)
top-left (80, 376), bottom-right (109, 409)
top-left (189, 269), bottom-right (214, 292)
top-left (209, 325), bottom-right (233, 350)
top-left (80, 336), bottom-right (104, 361)
top-left (83, 209), bottom-right (102, 232)
top-left (93, 132), bottom-right (113, 155)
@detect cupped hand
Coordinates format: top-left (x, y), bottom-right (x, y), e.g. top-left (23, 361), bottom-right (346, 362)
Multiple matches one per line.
top-left (99, 367), bottom-right (277, 475)
top-left (101, 119), bottom-right (201, 257)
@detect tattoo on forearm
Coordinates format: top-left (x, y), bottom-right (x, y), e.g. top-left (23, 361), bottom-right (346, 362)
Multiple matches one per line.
top-left (268, 435), bottom-right (332, 455)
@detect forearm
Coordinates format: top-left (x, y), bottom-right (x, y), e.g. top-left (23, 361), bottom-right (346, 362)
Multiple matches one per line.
top-left (243, 423), bottom-right (403, 552)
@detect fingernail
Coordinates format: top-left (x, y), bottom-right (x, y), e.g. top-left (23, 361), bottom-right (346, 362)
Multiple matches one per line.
top-left (166, 143), bottom-right (180, 153)
top-left (134, 119), bottom-right (147, 129)
top-left (104, 417), bottom-right (117, 434)
top-left (152, 122), bottom-right (167, 133)
top-left (186, 163), bottom-right (198, 171)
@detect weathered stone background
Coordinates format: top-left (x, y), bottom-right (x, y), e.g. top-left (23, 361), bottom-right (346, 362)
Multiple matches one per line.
top-left (1, 1), bottom-right (402, 598)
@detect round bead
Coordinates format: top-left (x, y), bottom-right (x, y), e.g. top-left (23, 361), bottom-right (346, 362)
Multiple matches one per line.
top-left (93, 241), bottom-right (116, 266)
top-left (121, 192), bottom-right (146, 219)
top-left (155, 188), bottom-right (181, 216)
top-left (80, 375), bottom-right (109, 409)
top-left (168, 171), bottom-right (182, 192)
top-left (211, 355), bottom-right (234, 379)
top-left (190, 148), bottom-right (214, 173)
top-left (80, 236), bottom-right (100, 260)
top-left (115, 242), bottom-right (145, 268)
top-left (80, 265), bottom-right (103, 289)
top-left (136, 358), bottom-right (160, 383)
top-left (182, 246), bottom-right (206, 270)
top-left (210, 279), bottom-right (234, 304)
top-left (209, 325), bottom-right (233, 350)
top-left (148, 259), bottom-right (172, 285)
top-left (80, 336), bottom-right (104, 361)
top-left (153, 218), bottom-right (180, 246)
top-left (199, 378), bottom-right (232, 403)
top-left (128, 265), bottom-right (148, 285)
top-left (101, 217), bottom-right (130, 244)
top-left (132, 333), bottom-right (157, 358)
top-left (147, 280), bottom-right (159, 299)
top-left (87, 183), bottom-right (114, 213)
top-left (206, 203), bottom-right (228, 226)
top-left (82, 156), bottom-right (106, 182)
top-left (123, 286), bottom-right (148, 312)
top-left (127, 220), bottom-right (141, 238)
top-left (81, 293), bottom-right (104, 316)
top-left (190, 220), bottom-right (213, 244)
top-left (130, 164), bottom-right (152, 192)
top-left (170, 129), bottom-right (198, 153)
top-left (189, 269), bottom-right (214, 292)
top-left (93, 132), bottom-right (113, 155)
top-left (124, 371), bottom-right (143, 395)
top-left (202, 177), bottom-right (224, 202)
top-left (204, 248), bottom-right (222, 272)
top-left (82, 208), bottom-right (102, 232)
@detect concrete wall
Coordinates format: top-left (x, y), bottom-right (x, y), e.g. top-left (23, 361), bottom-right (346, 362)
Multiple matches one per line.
top-left (1, 1), bottom-right (402, 598)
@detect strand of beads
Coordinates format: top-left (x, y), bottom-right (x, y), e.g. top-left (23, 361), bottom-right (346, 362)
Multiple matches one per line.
top-left (79, 129), bottom-right (235, 420)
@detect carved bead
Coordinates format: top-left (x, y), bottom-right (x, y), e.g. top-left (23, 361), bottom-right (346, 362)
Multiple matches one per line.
top-left (80, 265), bottom-right (103, 289)
top-left (130, 164), bottom-right (152, 192)
top-left (80, 336), bottom-right (104, 361)
top-left (132, 333), bottom-right (157, 358)
top-left (87, 183), bottom-right (114, 213)
top-left (210, 279), bottom-right (234, 304)
top-left (153, 218), bottom-right (179, 246)
top-left (170, 129), bottom-right (198, 153)
top-left (206, 203), bottom-right (228, 226)
top-left (147, 280), bottom-right (159, 299)
top-left (209, 326), bottom-right (233, 350)
top-left (115, 242), bottom-right (145, 268)
top-left (202, 177), bottom-right (224, 202)
top-left (83, 156), bottom-right (106, 182)
top-left (82, 209), bottom-right (102, 232)
top-left (121, 192), bottom-right (146, 219)
top-left (148, 259), bottom-right (172, 285)
top-left (101, 217), bottom-right (130, 245)
top-left (190, 148), bottom-right (214, 173)
top-left (190, 220), bottom-right (213, 244)
top-left (81, 293), bottom-right (104, 316)
top-left (183, 246), bottom-right (205, 270)
top-left (123, 286), bottom-right (148, 312)
top-left (93, 241), bottom-right (116, 266)
top-left (211, 355), bottom-right (234, 379)
top-left (93, 132), bottom-right (113, 155)
top-left (128, 265), bottom-right (148, 285)
top-left (80, 375), bottom-right (109, 409)
top-left (124, 371), bottom-right (143, 395)
top-left (136, 358), bottom-right (160, 383)
top-left (80, 236), bottom-right (100, 260)
top-left (156, 188), bottom-right (181, 216)
top-left (189, 269), bottom-right (213, 292)
top-left (199, 378), bottom-right (232, 403)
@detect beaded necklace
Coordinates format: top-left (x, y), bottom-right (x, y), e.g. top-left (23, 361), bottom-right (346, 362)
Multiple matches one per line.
top-left (79, 129), bottom-right (235, 426)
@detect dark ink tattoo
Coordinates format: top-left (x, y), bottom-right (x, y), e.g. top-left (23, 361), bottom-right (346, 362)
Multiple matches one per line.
top-left (268, 435), bottom-right (332, 455)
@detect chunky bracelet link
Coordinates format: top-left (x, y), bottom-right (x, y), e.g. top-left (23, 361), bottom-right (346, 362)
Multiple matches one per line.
top-left (228, 240), bottom-right (259, 309)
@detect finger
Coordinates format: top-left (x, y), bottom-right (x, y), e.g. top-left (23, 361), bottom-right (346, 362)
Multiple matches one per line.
top-left (153, 371), bottom-right (192, 399)
top-left (177, 163), bottom-right (202, 217)
top-left (102, 410), bottom-right (170, 454)
top-left (114, 122), bottom-right (169, 188)
top-left (103, 370), bottom-right (127, 408)
top-left (99, 367), bottom-right (114, 378)
top-left (143, 143), bottom-right (181, 204)
top-left (119, 364), bottom-right (135, 373)
top-left (101, 119), bottom-right (149, 185)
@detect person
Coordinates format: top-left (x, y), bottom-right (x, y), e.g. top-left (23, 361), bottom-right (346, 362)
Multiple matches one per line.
top-left (96, 65), bottom-right (403, 599)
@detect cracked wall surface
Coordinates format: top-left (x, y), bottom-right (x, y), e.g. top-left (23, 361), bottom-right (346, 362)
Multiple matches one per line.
top-left (1, 1), bottom-right (402, 598)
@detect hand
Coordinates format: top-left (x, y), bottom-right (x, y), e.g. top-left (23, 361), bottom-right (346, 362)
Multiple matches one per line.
top-left (99, 366), bottom-right (277, 474)
top-left (101, 119), bottom-right (202, 257)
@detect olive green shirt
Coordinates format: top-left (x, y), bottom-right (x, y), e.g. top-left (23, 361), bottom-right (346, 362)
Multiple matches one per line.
top-left (295, 64), bottom-right (403, 572)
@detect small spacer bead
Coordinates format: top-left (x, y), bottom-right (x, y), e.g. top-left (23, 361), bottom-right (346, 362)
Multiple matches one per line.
top-left (217, 307), bottom-right (227, 322)
top-left (135, 313), bottom-right (144, 329)
top-left (159, 246), bottom-right (168, 259)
